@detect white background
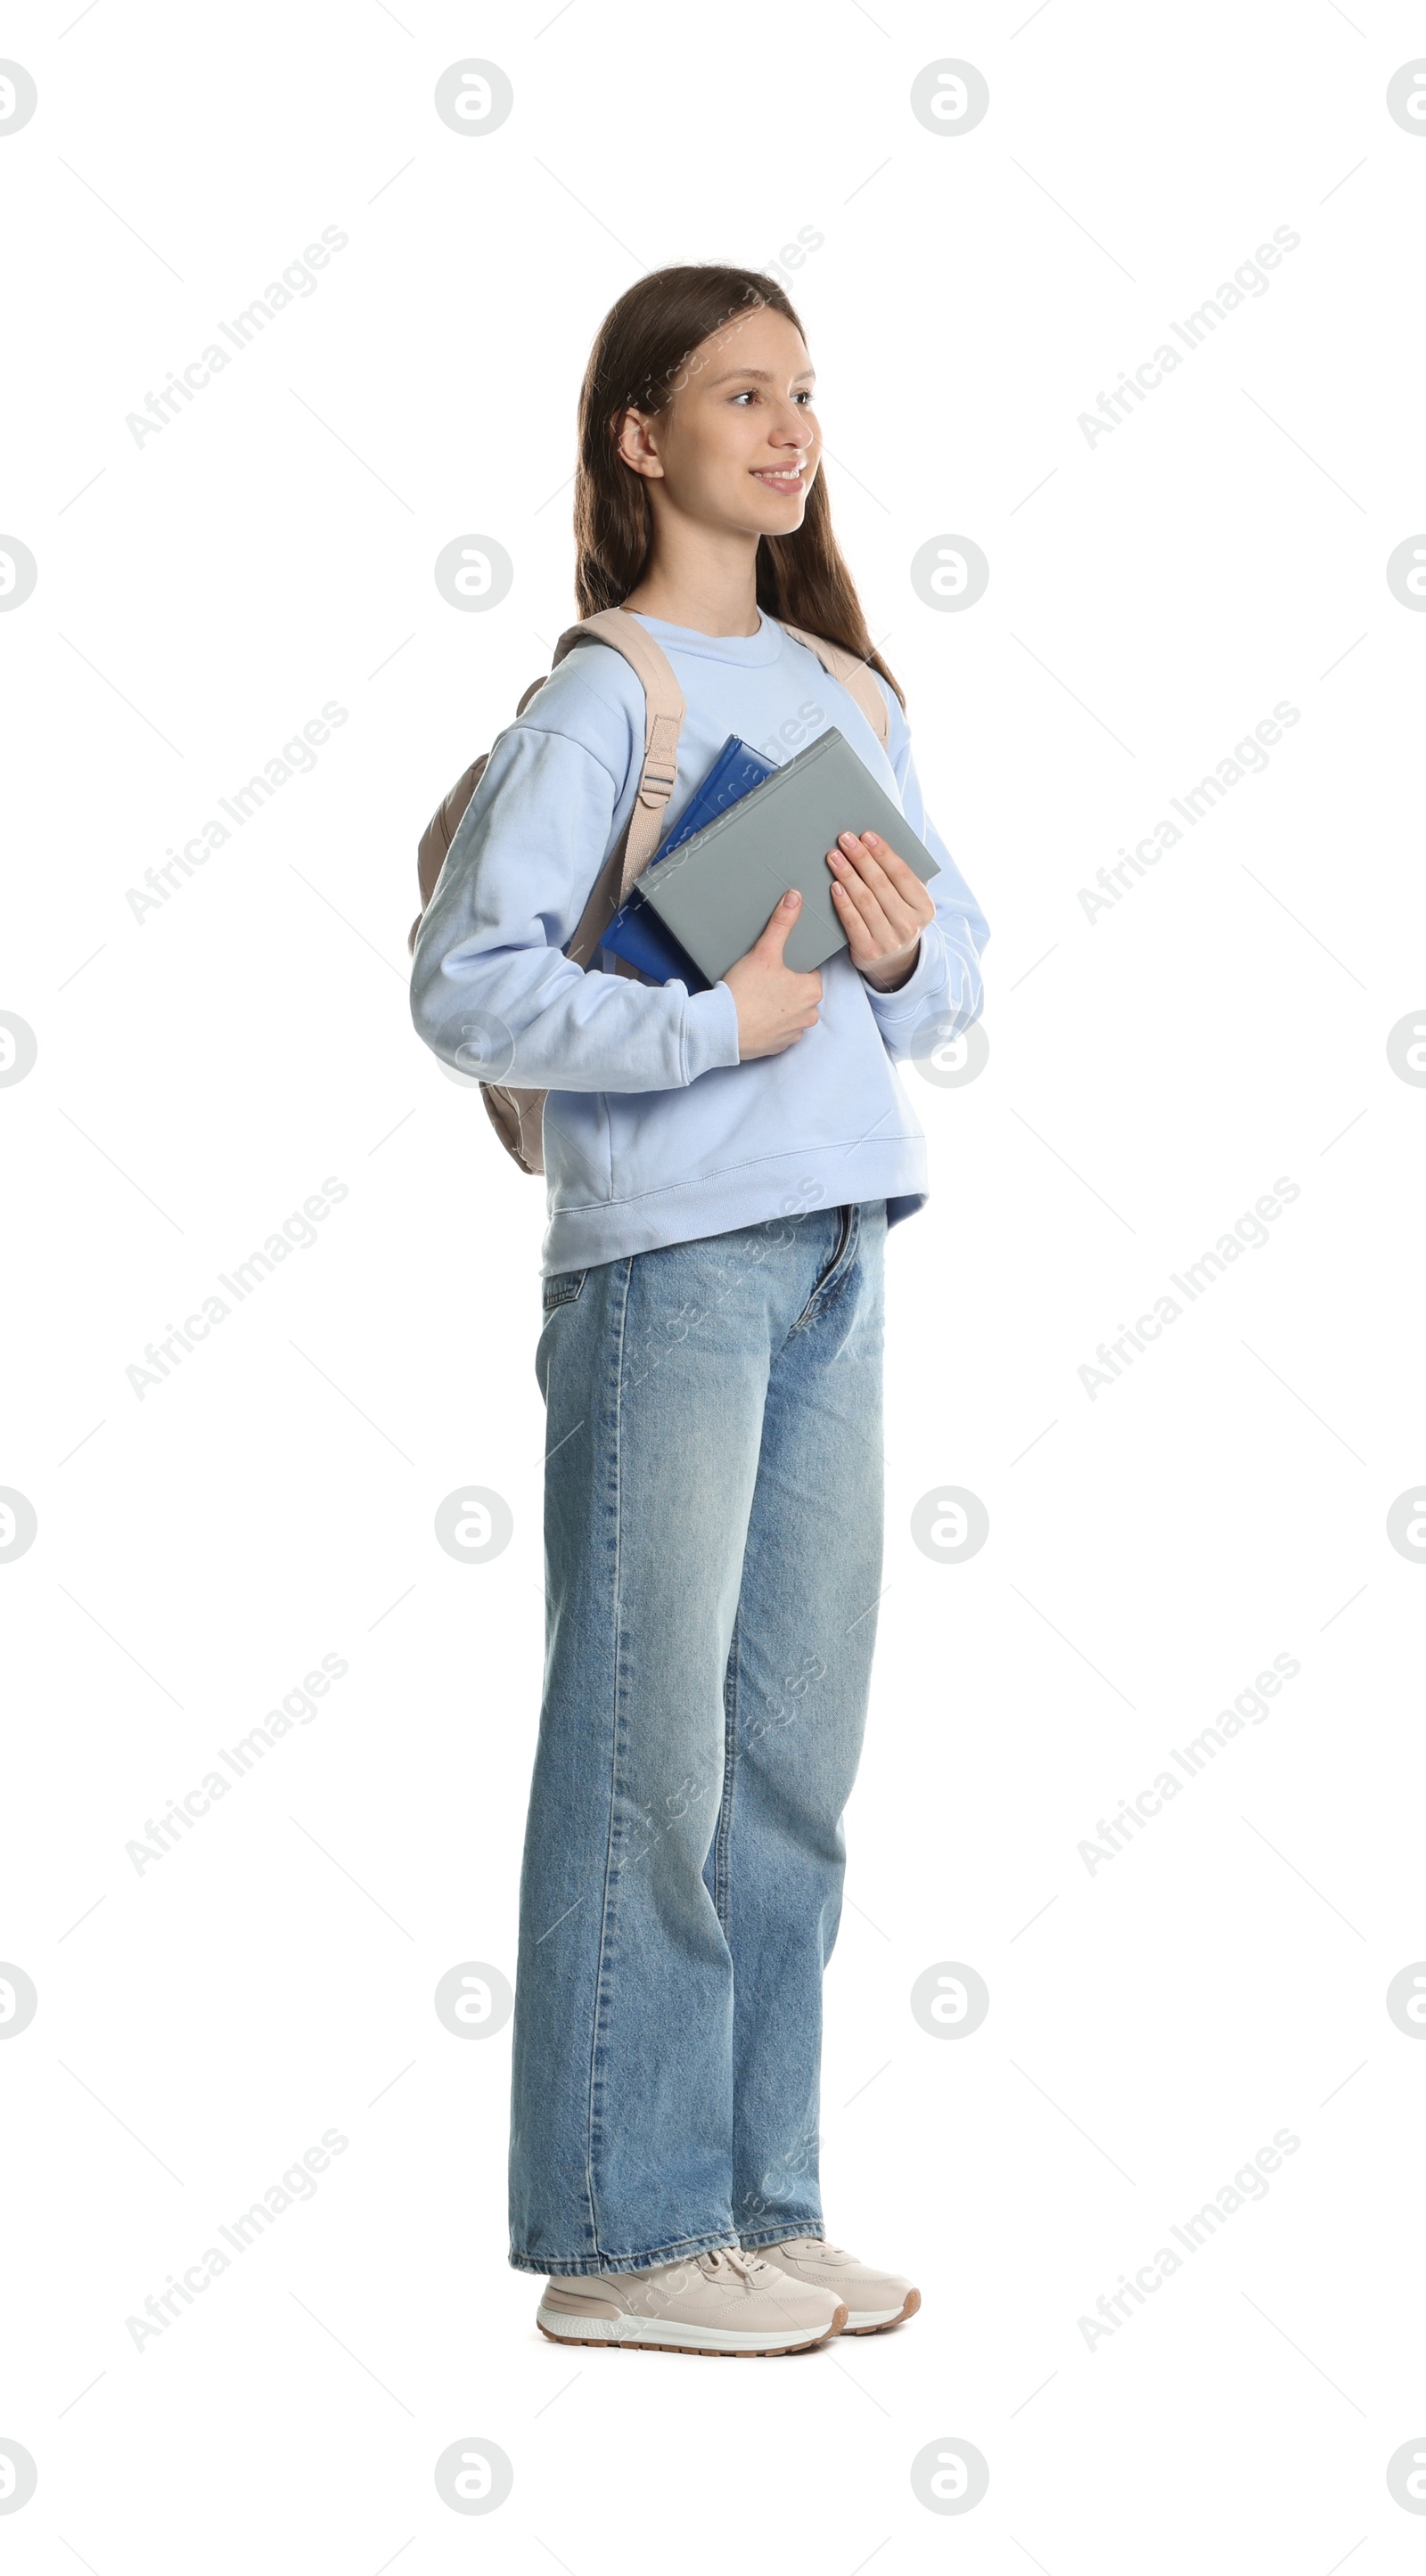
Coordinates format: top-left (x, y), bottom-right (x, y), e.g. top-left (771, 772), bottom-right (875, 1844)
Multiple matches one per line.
top-left (4, 0), bottom-right (1426, 2565)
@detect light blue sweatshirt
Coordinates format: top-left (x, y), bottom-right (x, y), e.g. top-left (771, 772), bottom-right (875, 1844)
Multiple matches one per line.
top-left (409, 609), bottom-right (990, 1273)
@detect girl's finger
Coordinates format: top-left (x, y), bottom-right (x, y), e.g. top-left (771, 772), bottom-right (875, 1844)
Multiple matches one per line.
top-left (867, 836), bottom-right (932, 912)
top-left (855, 834), bottom-right (935, 920)
top-left (826, 847), bottom-right (885, 938)
top-left (830, 878), bottom-right (895, 957)
top-left (834, 847), bottom-right (926, 946)
top-left (836, 832), bottom-right (929, 930)
top-left (838, 830), bottom-right (914, 894)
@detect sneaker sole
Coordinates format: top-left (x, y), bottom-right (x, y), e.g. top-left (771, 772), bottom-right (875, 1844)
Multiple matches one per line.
top-left (536, 2300), bottom-right (848, 2356)
top-left (842, 2289), bottom-right (922, 2335)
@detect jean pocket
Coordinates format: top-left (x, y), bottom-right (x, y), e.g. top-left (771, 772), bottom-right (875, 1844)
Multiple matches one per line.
top-left (542, 1269), bottom-right (588, 1312)
top-left (790, 1205), bottom-right (857, 1329)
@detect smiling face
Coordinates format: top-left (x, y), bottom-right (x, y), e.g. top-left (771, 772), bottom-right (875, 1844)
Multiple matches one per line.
top-left (617, 303), bottom-right (821, 538)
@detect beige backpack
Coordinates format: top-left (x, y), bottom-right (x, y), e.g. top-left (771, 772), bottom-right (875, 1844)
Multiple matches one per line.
top-left (409, 604), bottom-right (890, 1175)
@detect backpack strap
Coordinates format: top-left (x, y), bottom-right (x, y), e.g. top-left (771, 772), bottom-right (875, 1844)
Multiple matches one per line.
top-left (474, 609), bottom-right (689, 1173)
top-left (551, 608), bottom-right (687, 945)
top-left (774, 621), bottom-right (890, 748)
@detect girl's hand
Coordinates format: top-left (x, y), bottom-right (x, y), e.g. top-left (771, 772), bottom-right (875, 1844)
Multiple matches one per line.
top-left (826, 830), bottom-right (934, 992)
top-left (723, 890), bottom-right (824, 1058)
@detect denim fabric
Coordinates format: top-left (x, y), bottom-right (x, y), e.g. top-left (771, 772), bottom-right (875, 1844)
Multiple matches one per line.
top-left (508, 1198), bottom-right (888, 2276)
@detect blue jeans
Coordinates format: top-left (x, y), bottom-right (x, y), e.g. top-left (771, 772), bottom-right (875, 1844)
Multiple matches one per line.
top-left (508, 1199), bottom-right (888, 2276)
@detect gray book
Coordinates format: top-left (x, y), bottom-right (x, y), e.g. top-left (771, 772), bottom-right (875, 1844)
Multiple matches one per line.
top-left (633, 726), bottom-right (941, 981)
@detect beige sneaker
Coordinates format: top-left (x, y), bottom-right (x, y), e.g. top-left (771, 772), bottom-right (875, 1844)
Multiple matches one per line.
top-left (757, 2237), bottom-right (921, 2335)
top-left (536, 2245), bottom-right (847, 2356)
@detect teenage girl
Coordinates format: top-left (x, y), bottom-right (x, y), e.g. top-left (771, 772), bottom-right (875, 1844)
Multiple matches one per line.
top-left (411, 265), bottom-right (989, 2356)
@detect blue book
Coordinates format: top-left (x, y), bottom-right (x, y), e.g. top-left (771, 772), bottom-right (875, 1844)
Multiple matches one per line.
top-left (654, 735), bottom-right (781, 861)
top-left (599, 735), bottom-right (779, 989)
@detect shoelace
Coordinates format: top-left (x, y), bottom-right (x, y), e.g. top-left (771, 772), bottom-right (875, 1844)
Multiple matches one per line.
top-left (697, 2247), bottom-right (772, 2288)
top-left (782, 2237), bottom-right (852, 2261)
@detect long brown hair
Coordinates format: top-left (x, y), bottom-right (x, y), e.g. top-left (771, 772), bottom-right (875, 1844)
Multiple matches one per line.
top-left (573, 265), bottom-right (905, 712)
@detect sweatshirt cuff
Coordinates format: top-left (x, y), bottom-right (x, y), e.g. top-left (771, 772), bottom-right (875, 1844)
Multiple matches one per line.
top-left (860, 921), bottom-right (946, 1021)
top-left (684, 979), bottom-right (742, 1079)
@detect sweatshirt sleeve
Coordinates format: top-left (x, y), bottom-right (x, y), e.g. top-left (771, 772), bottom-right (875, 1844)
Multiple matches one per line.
top-left (858, 681), bottom-right (990, 1064)
top-left (409, 691), bottom-right (742, 1095)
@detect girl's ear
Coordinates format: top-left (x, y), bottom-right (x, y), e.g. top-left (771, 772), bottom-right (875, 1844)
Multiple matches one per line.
top-left (615, 407), bottom-right (664, 481)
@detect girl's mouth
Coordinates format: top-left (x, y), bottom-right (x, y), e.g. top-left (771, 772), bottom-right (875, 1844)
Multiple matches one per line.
top-left (751, 463), bottom-right (807, 490)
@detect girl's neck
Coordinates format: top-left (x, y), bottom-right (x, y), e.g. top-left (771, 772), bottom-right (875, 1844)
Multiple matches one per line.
top-left (621, 532), bottom-right (762, 639)
top-left (625, 594), bottom-right (764, 640)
